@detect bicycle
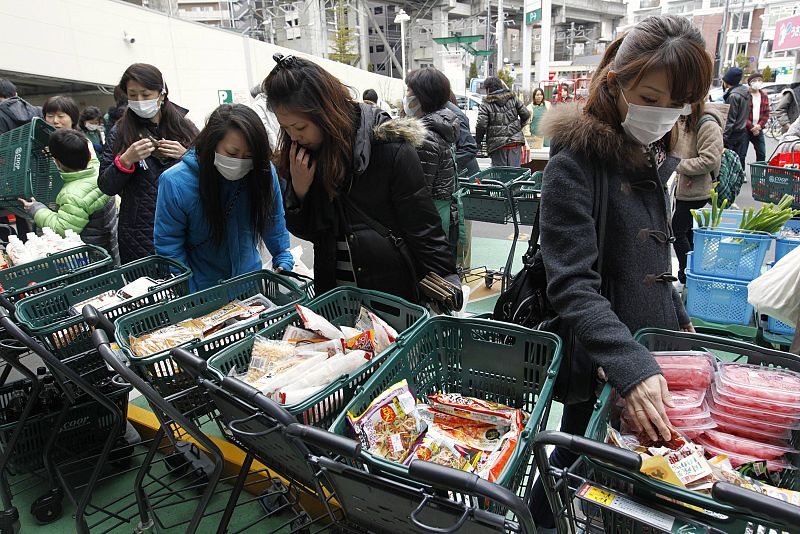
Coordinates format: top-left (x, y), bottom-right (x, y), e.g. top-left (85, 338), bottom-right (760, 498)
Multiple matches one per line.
top-left (764, 115), bottom-right (784, 139)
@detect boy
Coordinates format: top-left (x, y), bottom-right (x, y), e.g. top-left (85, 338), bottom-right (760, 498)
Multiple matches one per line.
top-left (20, 128), bottom-right (120, 264)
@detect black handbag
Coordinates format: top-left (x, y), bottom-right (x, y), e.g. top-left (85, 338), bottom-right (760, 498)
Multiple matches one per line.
top-left (493, 168), bottom-right (608, 405)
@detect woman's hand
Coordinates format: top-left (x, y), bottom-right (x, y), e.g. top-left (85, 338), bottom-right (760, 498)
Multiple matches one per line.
top-left (120, 139), bottom-right (156, 167)
top-left (681, 323), bottom-right (696, 333)
top-left (18, 197), bottom-right (35, 211)
top-left (157, 139), bottom-right (188, 160)
top-left (289, 142), bottom-right (316, 201)
top-left (623, 374), bottom-right (673, 442)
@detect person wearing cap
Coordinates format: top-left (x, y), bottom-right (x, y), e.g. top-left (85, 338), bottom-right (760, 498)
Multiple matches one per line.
top-left (746, 72), bottom-right (769, 165)
top-left (721, 67), bottom-right (751, 171)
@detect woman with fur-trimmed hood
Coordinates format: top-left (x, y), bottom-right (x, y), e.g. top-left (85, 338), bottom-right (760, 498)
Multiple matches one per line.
top-left (529, 15), bottom-right (713, 532)
top-left (263, 54), bottom-right (458, 303)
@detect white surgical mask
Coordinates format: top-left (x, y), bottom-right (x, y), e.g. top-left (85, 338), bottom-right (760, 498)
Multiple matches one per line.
top-left (214, 152), bottom-right (253, 181)
top-left (84, 123), bottom-right (102, 132)
top-left (620, 89), bottom-right (691, 146)
top-left (403, 95), bottom-right (421, 118)
top-left (750, 81), bottom-right (763, 91)
top-left (128, 98), bottom-right (161, 119)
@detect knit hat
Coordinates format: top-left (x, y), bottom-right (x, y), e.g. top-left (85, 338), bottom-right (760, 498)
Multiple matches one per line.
top-left (723, 67), bottom-right (743, 86)
top-left (748, 72), bottom-right (763, 83)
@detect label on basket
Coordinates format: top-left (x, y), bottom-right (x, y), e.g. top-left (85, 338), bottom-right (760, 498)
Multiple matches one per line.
top-left (577, 483), bottom-right (706, 533)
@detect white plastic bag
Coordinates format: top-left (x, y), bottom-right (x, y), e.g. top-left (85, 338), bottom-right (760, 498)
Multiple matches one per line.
top-left (748, 244), bottom-right (800, 326)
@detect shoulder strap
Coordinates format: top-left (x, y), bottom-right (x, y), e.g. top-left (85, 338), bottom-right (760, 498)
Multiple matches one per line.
top-left (697, 113), bottom-right (721, 131)
top-left (340, 195), bottom-right (395, 240)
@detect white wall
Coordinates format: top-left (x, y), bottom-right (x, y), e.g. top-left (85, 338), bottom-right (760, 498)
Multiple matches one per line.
top-left (0, 0), bottom-right (405, 126)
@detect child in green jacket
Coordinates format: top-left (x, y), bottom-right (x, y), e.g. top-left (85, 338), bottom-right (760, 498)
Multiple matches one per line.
top-left (19, 128), bottom-right (120, 264)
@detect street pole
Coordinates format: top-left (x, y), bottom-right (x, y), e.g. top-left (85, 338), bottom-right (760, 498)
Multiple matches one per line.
top-left (486, 0), bottom-right (491, 76)
top-left (729, 0), bottom-right (748, 70)
top-left (522, 0), bottom-right (532, 92)
top-left (394, 9), bottom-right (411, 81)
top-left (497, 0), bottom-right (504, 78)
top-left (536, 0), bottom-right (551, 84)
top-left (713, 0), bottom-right (731, 85)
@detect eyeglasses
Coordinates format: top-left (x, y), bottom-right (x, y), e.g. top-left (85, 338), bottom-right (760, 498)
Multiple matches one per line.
top-left (272, 53), bottom-right (297, 71)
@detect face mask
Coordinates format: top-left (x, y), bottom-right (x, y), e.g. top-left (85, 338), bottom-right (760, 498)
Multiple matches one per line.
top-left (620, 89), bottom-right (691, 146)
top-left (403, 95), bottom-right (421, 118)
top-left (128, 98), bottom-right (161, 119)
top-left (214, 152), bottom-right (253, 181)
top-left (750, 81), bottom-right (763, 91)
top-left (84, 123), bottom-right (102, 131)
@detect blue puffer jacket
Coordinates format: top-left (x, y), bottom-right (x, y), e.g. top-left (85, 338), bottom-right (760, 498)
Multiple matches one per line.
top-left (154, 149), bottom-right (293, 292)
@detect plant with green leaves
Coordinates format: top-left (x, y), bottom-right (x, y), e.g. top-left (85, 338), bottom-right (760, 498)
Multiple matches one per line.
top-left (692, 188), bottom-right (800, 233)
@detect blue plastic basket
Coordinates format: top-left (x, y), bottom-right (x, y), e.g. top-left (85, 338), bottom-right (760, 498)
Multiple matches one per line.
top-left (776, 237), bottom-right (800, 262)
top-left (685, 267), bottom-right (753, 326)
top-left (767, 316), bottom-right (795, 336)
top-left (692, 228), bottom-right (772, 281)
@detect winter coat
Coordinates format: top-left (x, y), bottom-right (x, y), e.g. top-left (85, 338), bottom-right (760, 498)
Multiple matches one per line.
top-left (775, 84), bottom-right (800, 130)
top-left (417, 108), bottom-right (459, 200)
top-left (672, 104), bottom-right (727, 202)
top-left (528, 101), bottom-right (551, 136)
top-left (445, 101), bottom-right (478, 171)
top-left (99, 116), bottom-right (197, 264)
top-left (155, 150), bottom-right (292, 293)
top-left (283, 103), bottom-right (456, 303)
top-left (747, 89), bottom-right (770, 131)
top-left (0, 96), bottom-right (42, 135)
top-left (539, 103), bottom-right (691, 396)
top-left (475, 90), bottom-right (531, 154)
top-left (29, 158), bottom-right (120, 264)
top-left (723, 84), bottom-right (751, 140)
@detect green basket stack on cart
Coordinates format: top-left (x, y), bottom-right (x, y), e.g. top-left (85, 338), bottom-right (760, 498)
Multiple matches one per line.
top-left (206, 287), bottom-right (428, 429)
top-left (0, 118), bottom-right (63, 214)
top-left (330, 316), bottom-right (562, 512)
top-left (509, 171), bottom-right (543, 225)
top-left (14, 256), bottom-right (192, 360)
top-left (457, 167), bottom-right (531, 224)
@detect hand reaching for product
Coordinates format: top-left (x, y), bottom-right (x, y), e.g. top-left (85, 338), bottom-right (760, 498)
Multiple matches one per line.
top-left (120, 138), bottom-right (156, 167)
top-left (289, 142), bottom-right (316, 201)
top-left (623, 374), bottom-right (674, 442)
top-left (157, 139), bottom-right (187, 160)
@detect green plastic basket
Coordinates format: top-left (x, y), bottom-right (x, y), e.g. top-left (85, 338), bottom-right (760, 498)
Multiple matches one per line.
top-left (0, 245), bottom-right (113, 307)
top-left (206, 287), bottom-right (428, 428)
top-left (329, 316), bottom-right (561, 500)
top-left (583, 328), bottom-right (800, 533)
top-left (457, 167), bottom-right (532, 224)
top-left (750, 161), bottom-right (800, 208)
top-left (14, 256), bottom-right (192, 360)
top-left (0, 118), bottom-right (63, 206)
top-left (509, 171), bottom-right (542, 226)
top-left (114, 270), bottom-right (306, 404)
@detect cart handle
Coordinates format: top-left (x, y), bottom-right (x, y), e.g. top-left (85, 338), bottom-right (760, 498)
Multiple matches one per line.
top-left (81, 305), bottom-right (116, 338)
top-left (220, 376), bottom-right (296, 427)
top-left (170, 347), bottom-right (207, 378)
top-left (409, 494), bottom-right (470, 534)
top-left (765, 138), bottom-right (800, 164)
top-left (227, 412), bottom-right (282, 439)
top-left (285, 423), bottom-right (361, 459)
top-left (533, 430), bottom-right (642, 471)
top-left (712, 481), bottom-right (800, 528)
top-left (408, 459), bottom-right (536, 534)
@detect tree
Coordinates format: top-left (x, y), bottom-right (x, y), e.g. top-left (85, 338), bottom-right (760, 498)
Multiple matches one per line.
top-left (329, 0), bottom-right (359, 65)
top-left (468, 62), bottom-right (478, 82)
top-left (497, 66), bottom-right (514, 89)
top-left (763, 65), bottom-right (773, 82)
top-left (735, 53), bottom-right (750, 72)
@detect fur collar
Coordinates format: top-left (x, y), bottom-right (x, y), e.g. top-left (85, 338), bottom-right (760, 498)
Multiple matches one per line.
top-left (373, 117), bottom-right (427, 147)
top-left (539, 102), bottom-right (648, 168)
top-left (484, 91), bottom-right (514, 104)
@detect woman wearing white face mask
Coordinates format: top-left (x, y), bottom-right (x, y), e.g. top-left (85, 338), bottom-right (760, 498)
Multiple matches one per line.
top-left (529, 15), bottom-right (713, 532)
top-left (99, 63), bottom-right (199, 264)
top-left (154, 104), bottom-right (293, 292)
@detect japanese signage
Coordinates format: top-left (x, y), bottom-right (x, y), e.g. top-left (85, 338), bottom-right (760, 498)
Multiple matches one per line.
top-left (774, 15), bottom-right (800, 53)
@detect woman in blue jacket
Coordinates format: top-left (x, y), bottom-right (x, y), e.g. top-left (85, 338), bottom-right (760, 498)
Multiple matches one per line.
top-left (154, 104), bottom-right (293, 292)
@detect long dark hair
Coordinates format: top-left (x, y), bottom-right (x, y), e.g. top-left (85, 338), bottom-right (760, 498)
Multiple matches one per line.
top-left (113, 63), bottom-right (198, 154)
top-left (262, 54), bottom-right (356, 198)
top-left (585, 15), bottom-right (712, 147)
top-left (194, 104), bottom-right (275, 246)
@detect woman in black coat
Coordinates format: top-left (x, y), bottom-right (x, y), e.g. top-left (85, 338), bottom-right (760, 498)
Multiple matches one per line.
top-left (99, 63), bottom-right (198, 264)
top-left (262, 54), bottom-right (457, 304)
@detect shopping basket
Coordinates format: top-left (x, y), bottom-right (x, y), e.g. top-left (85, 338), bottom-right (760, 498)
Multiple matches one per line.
top-left (205, 287), bottom-right (428, 428)
top-left (329, 316), bottom-right (561, 502)
top-left (14, 256), bottom-right (192, 359)
top-left (0, 118), bottom-right (63, 208)
top-left (751, 148), bottom-right (800, 208)
top-left (691, 227), bottom-right (771, 281)
top-left (577, 329), bottom-right (800, 533)
top-left (457, 167), bottom-right (531, 224)
top-left (0, 245), bottom-right (113, 309)
top-left (114, 270), bottom-right (306, 412)
top-left (509, 171), bottom-right (542, 226)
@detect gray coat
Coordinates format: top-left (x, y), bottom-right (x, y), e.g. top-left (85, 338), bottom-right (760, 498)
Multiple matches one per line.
top-left (775, 84), bottom-right (800, 130)
top-left (475, 90), bottom-right (530, 154)
top-left (540, 103), bottom-right (691, 396)
top-left (418, 108), bottom-right (459, 200)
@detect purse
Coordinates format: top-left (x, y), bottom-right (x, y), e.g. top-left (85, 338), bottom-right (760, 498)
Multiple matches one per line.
top-left (493, 167), bottom-right (608, 405)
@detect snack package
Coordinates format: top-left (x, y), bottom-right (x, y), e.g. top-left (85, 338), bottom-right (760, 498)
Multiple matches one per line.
top-left (355, 307), bottom-right (398, 353)
top-left (474, 423), bottom-right (522, 483)
top-left (296, 305), bottom-right (345, 339)
top-left (193, 302), bottom-right (251, 337)
top-left (416, 404), bottom-right (510, 451)
top-left (427, 393), bottom-right (520, 426)
top-left (282, 325), bottom-right (326, 344)
top-left (277, 350), bottom-right (371, 392)
top-left (119, 277), bottom-right (160, 299)
top-left (69, 291), bottom-right (125, 316)
top-left (129, 321), bottom-right (204, 357)
top-left (340, 326), bottom-right (363, 338)
top-left (347, 380), bottom-right (425, 463)
top-left (344, 330), bottom-right (377, 353)
top-left (255, 352), bottom-right (329, 395)
top-left (243, 338), bottom-right (297, 383)
top-left (661, 444), bottom-right (715, 487)
top-left (402, 431), bottom-right (478, 471)
top-left (279, 384), bottom-right (325, 405)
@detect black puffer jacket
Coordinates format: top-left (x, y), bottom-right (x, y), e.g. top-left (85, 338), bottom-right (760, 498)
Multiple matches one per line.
top-left (82, 198), bottom-right (121, 266)
top-left (99, 119), bottom-right (195, 264)
top-left (475, 89), bottom-right (530, 154)
top-left (283, 103), bottom-right (456, 303)
top-left (417, 108), bottom-right (459, 200)
top-left (0, 97), bottom-right (42, 135)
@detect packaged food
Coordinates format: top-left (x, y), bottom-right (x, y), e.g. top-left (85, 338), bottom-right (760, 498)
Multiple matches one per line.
top-left (355, 307), bottom-right (397, 353)
top-left (713, 419), bottom-right (793, 444)
top-left (129, 321), bottom-right (204, 357)
top-left (340, 326), bottom-right (363, 339)
top-left (665, 389), bottom-right (707, 417)
top-left (427, 393), bottom-right (520, 426)
top-left (192, 302), bottom-right (251, 337)
top-left (254, 352), bottom-right (328, 394)
top-left (697, 436), bottom-right (795, 470)
top-left (119, 277), bottom-right (160, 299)
top-left (706, 396), bottom-right (797, 439)
top-left (311, 339), bottom-right (344, 357)
top-left (702, 430), bottom-right (797, 461)
top-left (416, 405), bottom-right (510, 451)
top-left (675, 421), bottom-right (716, 440)
top-left (276, 350), bottom-right (371, 392)
top-left (278, 384), bottom-right (325, 405)
top-left (347, 380), bottom-right (425, 463)
top-left (344, 330), bottom-right (376, 353)
top-left (668, 403), bottom-right (713, 429)
top-left (402, 431), bottom-right (477, 471)
top-left (474, 422), bottom-right (523, 483)
top-left (713, 379), bottom-right (800, 416)
top-left (295, 305), bottom-right (345, 340)
top-left (244, 338), bottom-right (297, 383)
top-left (282, 325), bottom-right (326, 344)
top-left (69, 291), bottom-right (125, 316)
top-left (716, 363), bottom-right (800, 405)
top-left (653, 351), bottom-right (715, 390)
top-left (239, 294), bottom-right (276, 312)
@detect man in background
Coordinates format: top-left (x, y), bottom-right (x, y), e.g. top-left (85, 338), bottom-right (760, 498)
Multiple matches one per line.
top-left (0, 78), bottom-right (41, 135)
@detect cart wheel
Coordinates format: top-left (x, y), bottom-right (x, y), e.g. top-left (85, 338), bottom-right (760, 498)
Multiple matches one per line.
top-left (30, 489), bottom-right (63, 524)
top-left (484, 274), bottom-right (494, 289)
top-left (0, 507), bottom-right (20, 534)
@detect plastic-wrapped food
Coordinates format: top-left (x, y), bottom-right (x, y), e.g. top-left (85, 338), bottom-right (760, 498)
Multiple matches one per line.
top-left (697, 436), bottom-right (795, 470)
top-left (244, 338), bottom-right (297, 383)
top-left (344, 330), bottom-right (376, 353)
top-left (713, 379), bottom-right (800, 416)
top-left (118, 277), bottom-right (160, 299)
top-left (295, 304), bottom-right (345, 339)
top-left (281, 325), bottom-right (326, 344)
top-left (706, 396), bottom-right (797, 441)
top-left (129, 321), bottom-right (204, 357)
top-left (666, 389), bottom-right (707, 417)
top-left (402, 431), bottom-right (478, 471)
top-left (347, 380), bottom-right (425, 463)
top-left (278, 385), bottom-right (325, 405)
top-left (653, 351), bottom-right (714, 390)
top-left (416, 405), bottom-right (510, 451)
top-left (427, 393), bottom-right (520, 426)
top-left (709, 386), bottom-right (800, 426)
top-left (716, 362), bottom-right (800, 404)
top-left (340, 326), bottom-right (362, 338)
top-left (701, 430), bottom-right (797, 461)
top-left (473, 413), bottom-right (523, 483)
top-left (355, 307), bottom-right (397, 353)
top-left (254, 352), bottom-right (328, 394)
top-left (274, 350), bottom-right (371, 394)
top-left (69, 291), bottom-right (125, 316)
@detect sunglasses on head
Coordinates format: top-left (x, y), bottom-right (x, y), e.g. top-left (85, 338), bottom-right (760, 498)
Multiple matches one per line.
top-left (272, 53), bottom-right (297, 72)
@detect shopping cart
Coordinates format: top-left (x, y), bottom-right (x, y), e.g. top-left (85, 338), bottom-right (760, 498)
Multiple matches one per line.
top-left (750, 144), bottom-right (800, 208)
top-left (204, 287), bottom-right (428, 428)
top-left (536, 328), bottom-right (800, 534)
